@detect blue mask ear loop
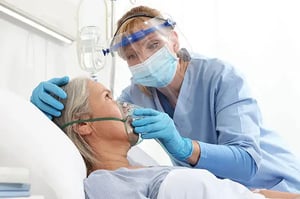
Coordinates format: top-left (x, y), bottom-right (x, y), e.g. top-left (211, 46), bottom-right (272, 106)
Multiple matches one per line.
top-left (60, 117), bottom-right (128, 130)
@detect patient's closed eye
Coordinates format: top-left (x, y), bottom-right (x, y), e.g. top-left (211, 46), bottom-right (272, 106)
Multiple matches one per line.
top-left (105, 91), bottom-right (113, 100)
top-left (101, 89), bottom-right (113, 100)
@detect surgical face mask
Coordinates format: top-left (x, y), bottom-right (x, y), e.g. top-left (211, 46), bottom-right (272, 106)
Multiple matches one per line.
top-left (60, 101), bottom-right (143, 146)
top-left (129, 45), bottom-right (178, 88)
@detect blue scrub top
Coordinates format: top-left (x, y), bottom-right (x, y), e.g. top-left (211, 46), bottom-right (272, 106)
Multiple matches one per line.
top-left (118, 53), bottom-right (300, 192)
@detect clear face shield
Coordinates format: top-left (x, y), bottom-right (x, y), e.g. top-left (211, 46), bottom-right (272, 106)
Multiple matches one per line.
top-left (60, 101), bottom-right (143, 146)
top-left (110, 17), bottom-right (176, 66)
top-left (109, 17), bottom-right (181, 87)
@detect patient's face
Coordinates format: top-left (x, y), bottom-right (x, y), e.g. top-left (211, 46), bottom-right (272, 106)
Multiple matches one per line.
top-left (87, 80), bottom-right (129, 143)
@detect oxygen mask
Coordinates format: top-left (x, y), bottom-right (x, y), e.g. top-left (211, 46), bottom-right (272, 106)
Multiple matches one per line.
top-left (117, 101), bottom-right (143, 146)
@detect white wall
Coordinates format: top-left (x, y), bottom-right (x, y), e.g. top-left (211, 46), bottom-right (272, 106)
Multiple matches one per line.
top-left (213, 0), bottom-right (300, 156)
top-left (0, 10), bottom-right (79, 100)
top-left (0, 0), bottom-right (111, 100)
top-left (113, 0), bottom-right (300, 156)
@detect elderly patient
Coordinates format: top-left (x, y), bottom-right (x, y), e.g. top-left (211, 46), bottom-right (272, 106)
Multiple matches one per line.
top-left (52, 76), bottom-right (299, 199)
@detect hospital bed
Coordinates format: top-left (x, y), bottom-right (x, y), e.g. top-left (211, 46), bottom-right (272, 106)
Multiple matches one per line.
top-left (0, 89), bottom-right (162, 199)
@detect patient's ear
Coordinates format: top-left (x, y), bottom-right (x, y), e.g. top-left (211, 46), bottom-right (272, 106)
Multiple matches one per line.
top-left (73, 122), bottom-right (93, 136)
top-left (72, 113), bottom-right (94, 136)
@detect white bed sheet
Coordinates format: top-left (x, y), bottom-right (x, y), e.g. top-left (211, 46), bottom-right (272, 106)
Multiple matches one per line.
top-left (157, 168), bottom-right (265, 199)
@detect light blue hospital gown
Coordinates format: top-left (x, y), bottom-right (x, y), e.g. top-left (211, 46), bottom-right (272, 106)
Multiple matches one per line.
top-left (118, 53), bottom-right (300, 192)
top-left (84, 166), bottom-right (174, 199)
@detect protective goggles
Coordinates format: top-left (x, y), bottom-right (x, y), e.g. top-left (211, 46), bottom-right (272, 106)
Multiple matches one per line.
top-left (104, 17), bottom-right (176, 66)
top-left (61, 101), bottom-right (143, 146)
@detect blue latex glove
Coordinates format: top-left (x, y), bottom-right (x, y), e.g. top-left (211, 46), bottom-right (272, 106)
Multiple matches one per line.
top-left (132, 108), bottom-right (193, 161)
top-left (30, 76), bottom-right (69, 120)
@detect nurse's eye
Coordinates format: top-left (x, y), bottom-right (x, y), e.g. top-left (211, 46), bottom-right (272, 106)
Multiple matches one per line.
top-left (126, 54), bottom-right (136, 60)
top-left (125, 52), bottom-right (138, 61)
top-left (147, 41), bottom-right (160, 50)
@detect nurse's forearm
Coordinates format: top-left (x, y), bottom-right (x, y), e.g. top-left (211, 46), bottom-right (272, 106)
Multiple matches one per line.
top-left (193, 142), bottom-right (257, 182)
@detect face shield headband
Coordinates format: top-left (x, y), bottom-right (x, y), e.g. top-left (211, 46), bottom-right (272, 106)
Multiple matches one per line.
top-left (102, 14), bottom-right (176, 56)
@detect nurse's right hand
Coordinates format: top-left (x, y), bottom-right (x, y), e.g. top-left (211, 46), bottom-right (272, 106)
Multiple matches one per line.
top-left (30, 76), bottom-right (69, 120)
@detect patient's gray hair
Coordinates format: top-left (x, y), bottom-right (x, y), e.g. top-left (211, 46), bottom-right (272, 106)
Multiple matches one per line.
top-left (53, 76), bottom-right (96, 172)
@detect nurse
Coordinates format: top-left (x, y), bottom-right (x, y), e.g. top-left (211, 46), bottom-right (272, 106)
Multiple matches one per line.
top-left (30, 5), bottom-right (300, 192)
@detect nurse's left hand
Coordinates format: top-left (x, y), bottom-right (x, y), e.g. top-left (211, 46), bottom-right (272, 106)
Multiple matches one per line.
top-left (132, 108), bottom-right (193, 161)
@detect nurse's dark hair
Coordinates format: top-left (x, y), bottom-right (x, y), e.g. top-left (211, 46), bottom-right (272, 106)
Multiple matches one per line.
top-left (52, 76), bottom-right (97, 173)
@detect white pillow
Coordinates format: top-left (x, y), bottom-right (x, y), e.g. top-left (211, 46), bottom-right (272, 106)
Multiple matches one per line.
top-left (0, 89), bottom-right (86, 199)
